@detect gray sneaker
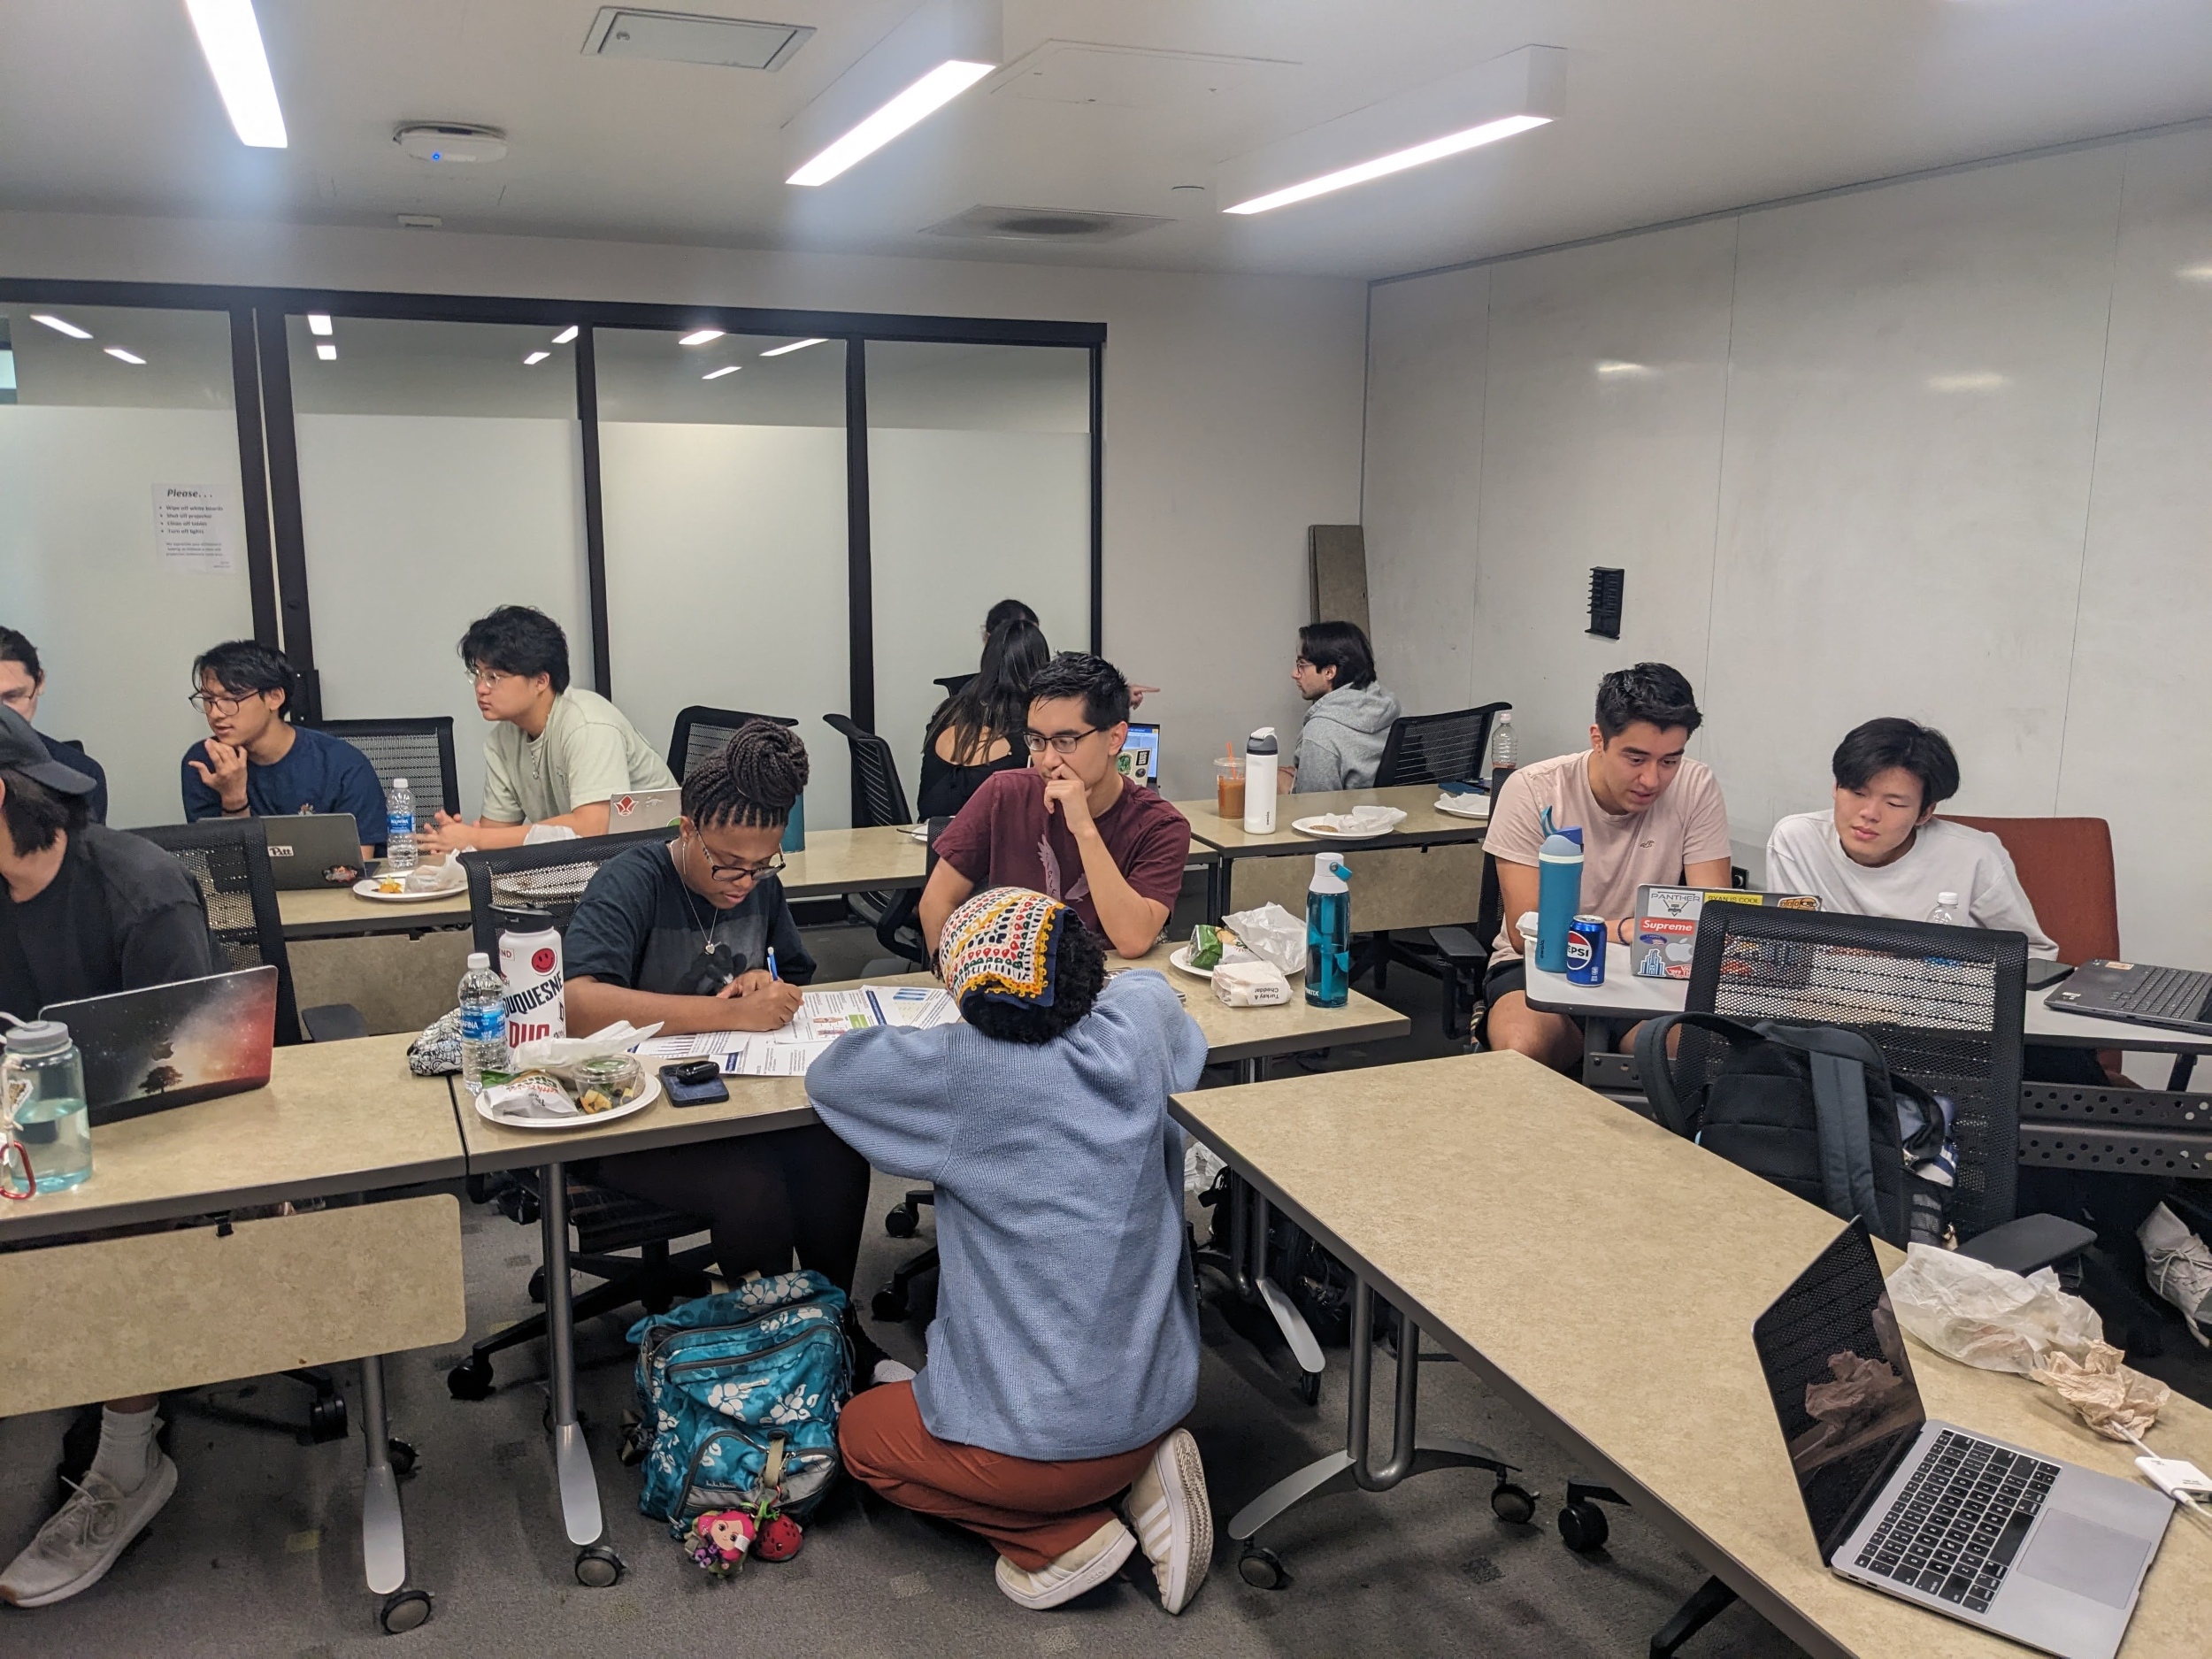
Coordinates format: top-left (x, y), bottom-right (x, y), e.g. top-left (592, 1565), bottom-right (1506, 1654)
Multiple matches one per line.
top-left (2139, 1202), bottom-right (2212, 1349)
top-left (1125, 1427), bottom-right (1213, 1614)
top-left (0, 1455), bottom-right (177, 1607)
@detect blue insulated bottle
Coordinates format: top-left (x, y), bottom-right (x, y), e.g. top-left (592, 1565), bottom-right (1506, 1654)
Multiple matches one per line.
top-left (1533, 816), bottom-right (1584, 974)
top-left (1305, 854), bottom-right (1351, 1008)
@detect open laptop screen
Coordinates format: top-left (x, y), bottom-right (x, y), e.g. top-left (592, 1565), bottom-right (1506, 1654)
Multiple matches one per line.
top-left (1751, 1222), bottom-right (1927, 1555)
top-left (1118, 723), bottom-right (1160, 790)
top-left (43, 966), bottom-right (279, 1125)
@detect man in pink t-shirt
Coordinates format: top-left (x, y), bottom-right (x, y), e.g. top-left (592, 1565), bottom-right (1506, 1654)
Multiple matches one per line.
top-left (923, 653), bottom-right (1191, 961)
top-left (1483, 664), bottom-right (1733, 1071)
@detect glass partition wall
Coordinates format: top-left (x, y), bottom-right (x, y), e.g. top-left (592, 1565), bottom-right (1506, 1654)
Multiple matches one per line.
top-left (0, 280), bottom-right (1102, 833)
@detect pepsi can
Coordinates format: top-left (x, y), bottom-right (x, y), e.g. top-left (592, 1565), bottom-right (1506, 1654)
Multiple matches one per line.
top-left (1565, 914), bottom-right (1608, 985)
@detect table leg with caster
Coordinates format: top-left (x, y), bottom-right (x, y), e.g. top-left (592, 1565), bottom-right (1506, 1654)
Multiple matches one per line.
top-left (1230, 1279), bottom-right (1532, 1588)
top-left (541, 1161), bottom-right (619, 1585)
top-left (358, 1354), bottom-right (433, 1633)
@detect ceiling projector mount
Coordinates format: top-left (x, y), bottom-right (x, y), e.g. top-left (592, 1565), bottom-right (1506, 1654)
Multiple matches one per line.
top-left (394, 124), bottom-right (510, 164)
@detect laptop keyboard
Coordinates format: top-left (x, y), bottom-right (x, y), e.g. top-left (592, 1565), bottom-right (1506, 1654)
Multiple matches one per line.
top-left (2105, 964), bottom-right (2212, 1023)
top-left (1854, 1431), bottom-right (2059, 1613)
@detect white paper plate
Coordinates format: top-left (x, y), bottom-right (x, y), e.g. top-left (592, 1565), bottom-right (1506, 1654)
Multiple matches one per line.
top-left (352, 877), bottom-right (468, 903)
top-left (1290, 815), bottom-right (1402, 841)
top-left (472, 1071), bottom-right (662, 1132)
top-left (1432, 795), bottom-right (1490, 821)
top-left (1169, 944), bottom-right (1303, 980)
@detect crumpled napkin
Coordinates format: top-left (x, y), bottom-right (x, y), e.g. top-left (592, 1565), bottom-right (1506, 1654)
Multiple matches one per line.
top-left (403, 852), bottom-right (466, 893)
top-left (2032, 1344), bottom-right (2170, 1442)
top-left (1433, 789), bottom-right (1489, 818)
top-left (511, 1020), bottom-right (662, 1071)
top-left (1220, 903), bottom-right (1306, 975)
top-left (1309, 805), bottom-right (1407, 837)
top-left (523, 823), bottom-right (579, 846)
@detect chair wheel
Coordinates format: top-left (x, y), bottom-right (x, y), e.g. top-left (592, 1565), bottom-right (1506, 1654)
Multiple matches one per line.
top-left (307, 1393), bottom-right (349, 1443)
top-left (446, 1356), bottom-right (495, 1401)
top-left (526, 1267), bottom-right (547, 1304)
top-left (872, 1288), bottom-right (909, 1322)
top-left (378, 1587), bottom-right (433, 1633)
top-left (574, 1543), bottom-right (624, 1587)
top-left (884, 1205), bottom-right (919, 1240)
top-left (1491, 1481), bottom-right (1538, 1525)
top-left (1238, 1545), bottom-right (1289, 1589)
top-left (1558, 1498), bottom-right (1609, 1552)
top-left (1292, 1368), bottom-right (1322, 1408)
top-left (387, 1438), bottom-right (419, 1478)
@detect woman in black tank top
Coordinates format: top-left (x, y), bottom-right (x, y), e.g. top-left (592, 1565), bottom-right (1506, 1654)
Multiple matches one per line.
top-left (918, 618), bottom-right (1048, 820)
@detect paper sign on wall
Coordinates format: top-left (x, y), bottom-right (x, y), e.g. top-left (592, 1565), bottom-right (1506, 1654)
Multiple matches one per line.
top-left (152, 484), bottom-right (238, 573)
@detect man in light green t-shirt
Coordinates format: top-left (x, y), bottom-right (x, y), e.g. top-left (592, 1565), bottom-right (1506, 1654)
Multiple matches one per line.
top-left (419, 605), bottom-right (676, 853)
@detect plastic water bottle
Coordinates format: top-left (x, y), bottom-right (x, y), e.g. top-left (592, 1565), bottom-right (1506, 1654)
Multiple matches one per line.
top-left (1305, 853), bottom-right (1350, 1008)
top-left (1927, 891), bottom-right (1961, 927)
top-left (1534, 819), bottom-right (1584, 973)
top-left (2, 1017), bottom-right (93, 1194)
top-left (1489, 710), bottom-right (1517, 801)
top-left (385, 777), bottom-right (418, 872)
top-left (457, 951), bottom-right (511, 1089)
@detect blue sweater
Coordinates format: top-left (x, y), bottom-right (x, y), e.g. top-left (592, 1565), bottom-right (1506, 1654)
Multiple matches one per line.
top-left (807, 971), bottom-right (1208, 1462)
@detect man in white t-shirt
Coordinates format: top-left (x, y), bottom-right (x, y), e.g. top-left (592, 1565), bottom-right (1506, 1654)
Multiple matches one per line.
top-left (1763, 718), bottom-right (2057, 957)
top-left (1483, 664), bottom-right (1733, 1071)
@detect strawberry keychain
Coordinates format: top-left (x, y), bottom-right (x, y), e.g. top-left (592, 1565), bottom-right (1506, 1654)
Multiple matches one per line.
top-left (681, 1438), bottom-right (803, 1577)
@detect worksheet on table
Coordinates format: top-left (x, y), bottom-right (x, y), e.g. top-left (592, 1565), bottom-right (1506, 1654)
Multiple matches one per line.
top-left (631, 987), bottom-right (958, 1076)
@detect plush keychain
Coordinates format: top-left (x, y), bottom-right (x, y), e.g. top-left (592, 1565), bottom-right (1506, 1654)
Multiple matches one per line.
top-left (680, 1438), bottom-right (805, 1577)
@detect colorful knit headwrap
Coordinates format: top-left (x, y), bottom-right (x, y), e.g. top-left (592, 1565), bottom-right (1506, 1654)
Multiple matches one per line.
top-left (939, 887), bottom-right (1069, 1012)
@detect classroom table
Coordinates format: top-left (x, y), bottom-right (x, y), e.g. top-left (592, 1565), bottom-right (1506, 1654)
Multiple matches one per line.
top-left (1173, 783), bottom-right (1489, 932)
top-left (0, 1034), bottom-right (469, 1632)
top-left (1171, 1052), bottom-right (2212, 1659)
top-left (279, 882), bottom-right (473, 941)
top-left (452, 945), bottom-right (1409, 1574)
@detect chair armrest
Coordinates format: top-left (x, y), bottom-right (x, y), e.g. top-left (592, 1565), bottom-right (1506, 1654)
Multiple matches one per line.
top-left (1956, 1213), bottom-right (2097, 1278)
top-left (1428, 926), bottom-right (1486, 969)
top-left (301, 1002), bottom-right (371, 1043)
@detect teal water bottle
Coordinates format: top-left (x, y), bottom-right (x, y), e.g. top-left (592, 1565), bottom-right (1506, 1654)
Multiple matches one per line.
top-left (780, 789), bottom-right (806, 853)
top-left (1306, 853), bottom-right (1351, 1008)
top-left (1534, 815), bottom-right (1584, 974)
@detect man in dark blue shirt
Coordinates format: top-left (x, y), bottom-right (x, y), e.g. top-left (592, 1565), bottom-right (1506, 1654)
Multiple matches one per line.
top-left (179, 641), bottom-right (384, 857)
top-left (0, 626), bottom-right (109, 825)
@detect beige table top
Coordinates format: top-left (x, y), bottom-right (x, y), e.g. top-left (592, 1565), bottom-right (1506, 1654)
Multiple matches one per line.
top-left (1171, 1053), bottom-right (2212, 1659)
top-left (1174, 782), bottom-right (1488, 856)
top-left (0, 1033), bottom-right (465, 1245)
top-left (778, 824), bottom-right (930, 899)
top-left (459, 945), bottom-right (1408, 1174)
top-left (279, 882), bottom-right (474, 940)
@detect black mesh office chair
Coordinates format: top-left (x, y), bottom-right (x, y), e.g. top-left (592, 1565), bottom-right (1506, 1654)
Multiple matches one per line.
top-left (444, 827), bottom-right (714, 1402)
top-left (1359, 701), bottom-right (1511, 995)
top-left (311, 717), bottom-right (460, 825)
top-left (821, 713), bottom-right (928, 965)
top-left (667, 707), bottom-right (797, 782)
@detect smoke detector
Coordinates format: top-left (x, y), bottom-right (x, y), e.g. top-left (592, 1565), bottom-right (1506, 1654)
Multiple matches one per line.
top-left (922, 204), bottom-right (1171, 243)
top-left (395, 125), bottom-right (509, 164)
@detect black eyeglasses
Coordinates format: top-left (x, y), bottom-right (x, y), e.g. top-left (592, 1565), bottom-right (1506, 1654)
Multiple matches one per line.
top-left (1023, 726), bottom-right (1099, 756)
top-left (688, 833), bottom-right (787, 884)
top-left (187, 689), bottom-right (262, 714)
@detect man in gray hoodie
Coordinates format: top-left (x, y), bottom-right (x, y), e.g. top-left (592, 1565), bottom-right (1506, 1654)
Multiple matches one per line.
top-left (1288, 620), bottom-right (1402, 793)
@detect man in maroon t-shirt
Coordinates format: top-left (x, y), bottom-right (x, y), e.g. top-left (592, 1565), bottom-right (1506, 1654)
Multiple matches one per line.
top-left (923, 653), bottom-right (1190, 960)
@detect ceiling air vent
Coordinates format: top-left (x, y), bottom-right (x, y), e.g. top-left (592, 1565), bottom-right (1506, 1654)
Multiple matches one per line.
top-left (922, 205), bottom-right (1171, 244)
top-left (583, 8), bottom-right (812, 71)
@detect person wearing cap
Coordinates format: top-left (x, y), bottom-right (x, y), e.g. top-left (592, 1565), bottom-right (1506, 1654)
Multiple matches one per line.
top-left (811, 887), bottom-right (1216, 1616)
top-left (0, 626), bottom-right (108, 825)
top-left (0, 703), bottom-right (216, 1609)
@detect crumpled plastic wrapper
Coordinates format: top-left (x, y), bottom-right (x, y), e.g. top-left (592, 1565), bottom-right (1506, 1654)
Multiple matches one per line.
top-left (1221, 903), bottom-right (1307, 976)
top-left (1886, 1244), bottom-right (2104, 1375)
top-left (511, 1020), bottom-right (661, 1071)
top-left (408, 1010), bottom-right (462, 1077)
top-left (1306, 805), bottom-right (1407, 838)
top-left (2032, 1343), bottom-right (2170, 1442)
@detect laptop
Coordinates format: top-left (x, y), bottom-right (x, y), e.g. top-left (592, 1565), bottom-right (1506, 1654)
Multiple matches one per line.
top-left (1117, 723), bottom-right (1161, 791)
top-left (1754, 1221), bottom-right (2170, 1659)
top-left (42, 966), bottom-right (280, 1126)
top-left (2044, 959), bottom-right (2212, 1036)
top-left (607, 787), bottom-right (684, 831)
top-left (260, 811), bottom-right (366, 889)
top-left (1632, 884), bottom-right (1820, 979)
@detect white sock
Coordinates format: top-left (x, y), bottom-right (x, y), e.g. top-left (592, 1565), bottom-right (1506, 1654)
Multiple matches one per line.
top-left (88, 1405), bottom-right (159, 1494)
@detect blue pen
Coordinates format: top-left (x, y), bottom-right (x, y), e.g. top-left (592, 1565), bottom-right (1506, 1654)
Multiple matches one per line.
top-left (766, 948), bottom-right (780, 982)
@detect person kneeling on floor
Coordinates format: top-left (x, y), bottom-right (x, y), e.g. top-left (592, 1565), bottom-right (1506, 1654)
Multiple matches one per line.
top-left (807, 887), bottom-right (1215, 1614)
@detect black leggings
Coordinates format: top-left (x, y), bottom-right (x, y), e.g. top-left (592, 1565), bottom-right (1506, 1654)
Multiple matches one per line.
top-left (588, 1124), bottom-right (872, 1294)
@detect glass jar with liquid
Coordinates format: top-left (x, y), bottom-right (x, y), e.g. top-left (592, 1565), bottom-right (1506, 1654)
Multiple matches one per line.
top-left (3, 1018), bottom-right (93, 1194)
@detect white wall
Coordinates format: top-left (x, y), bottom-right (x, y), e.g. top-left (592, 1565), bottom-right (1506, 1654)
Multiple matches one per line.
top-left (0, 211), bottom-right (1371, 805)
top-left (1363, 127), bottom-right (2212, 969)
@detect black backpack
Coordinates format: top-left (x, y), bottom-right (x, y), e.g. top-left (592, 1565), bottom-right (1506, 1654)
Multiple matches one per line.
top-left (1634, 1012), bottom-right (1950, 1248)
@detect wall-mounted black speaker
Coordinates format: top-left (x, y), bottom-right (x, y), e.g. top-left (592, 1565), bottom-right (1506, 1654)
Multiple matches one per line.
top-left (1587, 567), bottom-right (1624, 640)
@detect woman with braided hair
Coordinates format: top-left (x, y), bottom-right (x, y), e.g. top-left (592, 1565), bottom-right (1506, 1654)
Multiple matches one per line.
top-left (560, 721), bottom-right (874, 1304)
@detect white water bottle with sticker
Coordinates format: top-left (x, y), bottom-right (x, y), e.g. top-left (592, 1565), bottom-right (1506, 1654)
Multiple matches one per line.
top-left (497, 907), bottom-right (566, 1049)
top-left (1243, 727), bottom-right (1279, 834)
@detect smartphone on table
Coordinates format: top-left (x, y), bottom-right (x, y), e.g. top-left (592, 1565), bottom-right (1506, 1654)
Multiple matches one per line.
top-left (659, 1059), bottom-right (729, 1107)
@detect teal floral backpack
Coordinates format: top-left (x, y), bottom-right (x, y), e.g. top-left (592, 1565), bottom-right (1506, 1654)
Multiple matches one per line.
top-left (623, 1271), bottom-right (851, 1525)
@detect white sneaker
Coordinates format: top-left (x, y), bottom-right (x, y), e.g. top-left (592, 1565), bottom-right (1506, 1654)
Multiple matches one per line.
top-left (872, 1358), bottom-right (918, 1386)
top-left (2139, 1202), bottom-right (2212, 1349)
top-left (1125, 1427), bottom-right (1212, 1614)
top-left (0, 1454), bottom-right (177, 1608)
top-left (994, 1517), bottom-right (1136, 1610)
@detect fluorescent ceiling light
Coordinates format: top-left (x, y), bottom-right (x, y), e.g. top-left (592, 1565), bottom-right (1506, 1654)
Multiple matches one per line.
top-left (787, 59), bottom-right (993, 186)
top-left (760, 337), bottom-right (827, 357)
top-left (184, 0), bottom-right (289, 149)
top-left (1594, 360), bottom-right (1656, 378)
top-left (306, 313), bottom-right (333, 335)
top-left (1927, 371), bottom-right (2008, 392)
top-left (552, 326), bottom-right (580, 344)
top-left (524, 350), bottom-right (551, 365)
top-left (31, 313), bottom-right (92, 339)
top-left (316, 342), bottom-right (338, 361)
top-left (702, 365), bottom-right (741, 380)
top-left (104, 347), bottom-right (147, 365)
top-left (1225, 112), bottom-right (1548, 214)
top-left (2178, 265), bottom-right (2212, 283)
top-left (679, 328), bottom-right (726, 346)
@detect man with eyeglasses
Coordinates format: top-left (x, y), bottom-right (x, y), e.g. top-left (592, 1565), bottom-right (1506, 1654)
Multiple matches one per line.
top-left (922, 653), bottom-right (1191, 961)
top-left (0, 626), bottom-right (107, 825)
top-left (180, 640), bottom-right (383, 860)
top-left (419, 605), bottom-right (675, 854)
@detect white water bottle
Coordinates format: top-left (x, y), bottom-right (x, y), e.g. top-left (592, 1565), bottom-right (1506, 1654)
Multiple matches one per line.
top-left (457, 952), bottom-right (511, 1089)
top-left (385, 777), bottom-right (418, 872)
top-left (497, 908), bottom-right (566, 1049)
top-left (1927, 891), bottom-right (1961, 927)
top-left (1243, 727), bottom-right (1279, 834)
